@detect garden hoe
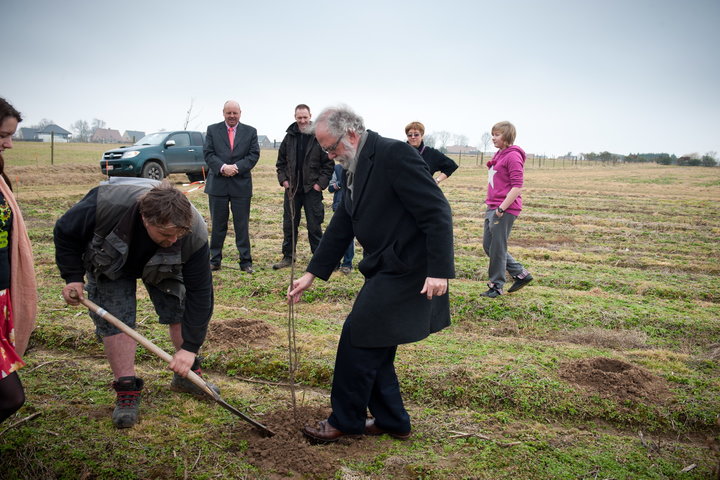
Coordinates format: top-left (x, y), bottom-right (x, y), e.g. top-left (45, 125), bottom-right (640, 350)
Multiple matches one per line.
top-left (73, 293), bottom-right (275, 437)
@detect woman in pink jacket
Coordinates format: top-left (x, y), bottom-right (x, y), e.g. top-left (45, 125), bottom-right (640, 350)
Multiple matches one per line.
top-left (0, 97), bottom-right (38, 423)
top-left (482, 121), bottom-right (533, 298)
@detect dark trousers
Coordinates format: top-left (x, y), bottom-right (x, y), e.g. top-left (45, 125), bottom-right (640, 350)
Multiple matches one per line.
top-left (327, 320), bottom-right (410, 434)
top-left (208, 194), bottom-right (252, 267)
top-left (281, 189), bottom-right (324, 258)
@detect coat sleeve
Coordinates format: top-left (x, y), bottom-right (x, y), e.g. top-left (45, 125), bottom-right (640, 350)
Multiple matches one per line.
top-left (306, 203), bottom-right (354, 280)
top-left (53, 188), bottom-right (99, 284)
top-left (203, 125), bottom-right (225, 174)
top-left (276, 135), bottom-right (289, 185)
top-left (180, 242), bottom-right (214, 353)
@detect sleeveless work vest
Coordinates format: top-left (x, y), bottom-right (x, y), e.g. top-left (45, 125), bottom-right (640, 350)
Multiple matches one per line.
top-left (84, 178), bottom-right (207, 299)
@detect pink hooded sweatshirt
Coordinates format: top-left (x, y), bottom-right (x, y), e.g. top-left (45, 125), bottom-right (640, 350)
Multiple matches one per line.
top-left (485, 145), bottom-right (526, 216)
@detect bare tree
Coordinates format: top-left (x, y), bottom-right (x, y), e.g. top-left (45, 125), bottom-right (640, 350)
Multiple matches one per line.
top-left (454, 134), bottom-right (468, 146)
top-left (480, 132), bottom-right (491, 164)
top-left (33, 118), bottom-right (54, 129)
top-left (183, 98), bottom-right (199, 129)
top-left (91, 118), bottom-right (106, 133)
top-left (423, 134), bottom-right (436, 148)
top-left (71, 120), bottom-right (91, 142)
top-left (433, 130), bottom-right (452, 151)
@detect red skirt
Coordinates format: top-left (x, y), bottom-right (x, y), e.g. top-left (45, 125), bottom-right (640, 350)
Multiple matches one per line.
top-left (0, 288), bottom-right (24, 378)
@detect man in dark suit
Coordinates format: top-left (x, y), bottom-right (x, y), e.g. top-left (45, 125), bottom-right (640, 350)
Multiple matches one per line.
top-left (288, 105), bottom-right (455, 443)
top-left (203, 100), bottom-right (260, 273)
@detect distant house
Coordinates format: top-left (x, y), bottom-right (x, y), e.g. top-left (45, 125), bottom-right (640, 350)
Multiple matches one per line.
top-left (37, 124), bottom-right (72, 143)
top-left (257, 135), bottom-right (275, 149)
top-left (445, 145), bottom-right (478, 154)
top-left (17, 127), bottom-right (40, 141)
top-left (122, 130), bottom-right (145, 143)
top-left (91, 128), bottom-right (123, 144)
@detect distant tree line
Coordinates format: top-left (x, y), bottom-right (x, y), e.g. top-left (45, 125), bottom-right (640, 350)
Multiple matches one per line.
top-left (70, 118), bottom-right (108, 142)
top-left (584, 151), bottom-right (717, 167)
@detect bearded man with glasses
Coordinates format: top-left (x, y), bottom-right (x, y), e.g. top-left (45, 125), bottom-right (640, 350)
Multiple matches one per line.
top-left (288, 105), bottom-right (455, 444)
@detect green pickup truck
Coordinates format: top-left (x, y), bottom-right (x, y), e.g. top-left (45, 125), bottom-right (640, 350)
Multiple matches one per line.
top-left (100, 130), bottom-right (207, 182)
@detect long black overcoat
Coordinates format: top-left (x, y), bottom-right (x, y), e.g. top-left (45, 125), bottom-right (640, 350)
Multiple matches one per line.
top-left (307, 131), bottom-right (455, 348)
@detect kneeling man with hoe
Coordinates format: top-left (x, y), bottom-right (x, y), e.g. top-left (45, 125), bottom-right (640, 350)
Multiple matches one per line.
top-left (54, 178), bottom-right (215, 428)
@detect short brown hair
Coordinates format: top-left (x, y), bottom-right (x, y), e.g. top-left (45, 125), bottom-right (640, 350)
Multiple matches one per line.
top-left (138, 180), bottom-right (193, 232)
top-left (404, 121), bottom-right (425, 136)
top-left (492, 121), bottom-right (516, 146)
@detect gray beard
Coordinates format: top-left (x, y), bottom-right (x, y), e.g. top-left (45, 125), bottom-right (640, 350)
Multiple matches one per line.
top-left (335, 142), bottom-right (357, 169)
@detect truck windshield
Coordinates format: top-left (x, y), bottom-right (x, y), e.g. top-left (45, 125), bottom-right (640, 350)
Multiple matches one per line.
top-left (134, 133), bottom-right (167, 146)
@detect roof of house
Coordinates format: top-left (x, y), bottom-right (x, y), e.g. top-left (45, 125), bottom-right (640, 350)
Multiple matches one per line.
top-left (91, 128), bottom-right (123, 142)
top-left (123, 130), bottom-right (145, 140)
top-left (39, 124), bottom-right (72, 136)
top-left (18, 127), bottom-right (39, 139)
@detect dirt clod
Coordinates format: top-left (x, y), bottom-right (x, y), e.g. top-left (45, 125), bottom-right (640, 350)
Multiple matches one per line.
top-left (560, 357), bottom-right (673, 404)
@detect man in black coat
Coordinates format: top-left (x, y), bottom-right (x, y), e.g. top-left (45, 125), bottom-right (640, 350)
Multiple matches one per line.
top-left (288, 105), bottom-right (455, 443)
top-left (203, 100), bottom-right (260, 273)
top-left (273, 104), bottom-right (334, 269)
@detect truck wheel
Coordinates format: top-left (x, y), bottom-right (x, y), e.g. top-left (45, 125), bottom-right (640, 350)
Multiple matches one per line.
top-left (186, 172), bottom-right (204, 183)
top-left (141, 161), bottom-right (165, 180)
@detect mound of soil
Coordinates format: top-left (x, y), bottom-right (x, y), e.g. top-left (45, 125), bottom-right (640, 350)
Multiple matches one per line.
top-left (238, 405), bottom-right (385, 479)
top-left (559, 357), bottom-right (672, 404)
top-left (205, 317), bottom-right (279, 349)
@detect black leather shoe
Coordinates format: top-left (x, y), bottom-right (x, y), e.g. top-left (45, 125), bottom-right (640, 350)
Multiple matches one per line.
top-left (240, 264), bottom-right (254, 274)
top-left (364, 418), bottom-right (411, 440)
top-left (302, 419), bottom-right (357, 444)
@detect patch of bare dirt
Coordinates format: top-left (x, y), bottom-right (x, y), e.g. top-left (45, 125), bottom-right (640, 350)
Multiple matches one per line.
top-left (205, 317), bottom-right (279, 349)
top-left (560, 327), bottom-right (649, 350)
top-left (236, 405), bottom-right (386, 479)
top-left (560, 357), bottom-right (672, 404)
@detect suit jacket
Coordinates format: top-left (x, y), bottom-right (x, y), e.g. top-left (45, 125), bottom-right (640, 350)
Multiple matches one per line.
top-left (307, 131), bottom-right (455, 348)
top-left (203, 121), bottom-right (260, 197)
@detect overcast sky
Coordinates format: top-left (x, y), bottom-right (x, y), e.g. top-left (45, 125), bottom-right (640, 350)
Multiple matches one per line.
top-left (4, 0), bottom-right (719, 157)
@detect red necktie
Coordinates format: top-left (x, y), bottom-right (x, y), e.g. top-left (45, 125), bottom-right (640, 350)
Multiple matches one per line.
top-left (228, 127), bottom-right (235, 150)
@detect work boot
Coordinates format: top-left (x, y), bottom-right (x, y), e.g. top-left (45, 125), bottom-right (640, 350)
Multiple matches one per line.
top-left (112, 376), bottom-right (144, 429)
top-left (272, 257), bottom-right (293, 270)
top-left (170, 368), bottom-right (221, 398)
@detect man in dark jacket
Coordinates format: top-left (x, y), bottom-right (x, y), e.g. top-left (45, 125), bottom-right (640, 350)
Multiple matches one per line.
top-left (272, 104), bottom-right (334, 270)
top-left (288, 105), bottom-right (455, 443)
top-left (54, 178), bottom-right (215, 429)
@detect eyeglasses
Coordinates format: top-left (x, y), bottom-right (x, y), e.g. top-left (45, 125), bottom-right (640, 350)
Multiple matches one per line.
top-left (407, 133), bottom-right (421, 138)
top-left (322, 133), bottom-right (345, 154)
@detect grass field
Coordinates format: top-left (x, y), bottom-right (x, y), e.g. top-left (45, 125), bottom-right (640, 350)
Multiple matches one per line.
top-left (1, 142), bottom-right (719, 479)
